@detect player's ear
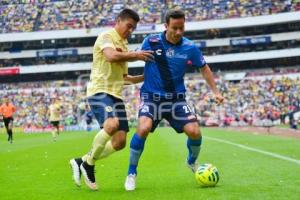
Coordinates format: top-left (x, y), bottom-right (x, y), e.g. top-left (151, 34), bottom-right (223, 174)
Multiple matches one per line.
top-left (116, 17), bottom-right (121, 25)
top-left (164, 23), bottom-right (168, 29)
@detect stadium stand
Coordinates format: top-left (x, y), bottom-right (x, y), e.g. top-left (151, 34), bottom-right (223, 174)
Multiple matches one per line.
top-left (0, 0), bottom-right (299, 33)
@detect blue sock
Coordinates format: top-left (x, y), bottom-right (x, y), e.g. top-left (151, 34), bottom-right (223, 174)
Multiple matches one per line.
top-left (187, 136), bottom-right (202, 165)
top-left (128, 133), bottom-right (146, 175)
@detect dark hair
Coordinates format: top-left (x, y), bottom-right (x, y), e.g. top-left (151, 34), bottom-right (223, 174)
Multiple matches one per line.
top-left (165, 9), bottom-right (185, 24)
top-left (117, 8), bottom-right (140, 22)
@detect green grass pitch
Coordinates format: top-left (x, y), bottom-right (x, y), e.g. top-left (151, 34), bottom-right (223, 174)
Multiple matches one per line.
top-left (0, 127), bottom-right (300, 200)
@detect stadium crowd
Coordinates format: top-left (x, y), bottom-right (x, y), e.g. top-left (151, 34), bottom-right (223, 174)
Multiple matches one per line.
top-left (1, 75), bottom-right (299, 130)
top-left (1, 0), bottom-right (299, 33)
top-left (0, 80), bottom-right (83, 128)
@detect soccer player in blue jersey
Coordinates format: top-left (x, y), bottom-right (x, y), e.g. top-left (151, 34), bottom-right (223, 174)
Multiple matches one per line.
top-left (124, 9), bottom-right (224, 191)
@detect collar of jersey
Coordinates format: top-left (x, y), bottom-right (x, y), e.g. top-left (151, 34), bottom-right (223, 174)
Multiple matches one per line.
top-left (161, 31), bottom-right (183, 46)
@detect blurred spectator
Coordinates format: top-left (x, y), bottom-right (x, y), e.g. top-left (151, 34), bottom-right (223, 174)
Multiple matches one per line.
top-left (0, 0), bottom-right (298, 33)
top-left (0, 75), bottom-right (299, 129)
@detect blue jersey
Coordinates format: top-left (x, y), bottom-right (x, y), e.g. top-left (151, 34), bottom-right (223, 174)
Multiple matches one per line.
top-left (141, 32), bottom-right (206, 97)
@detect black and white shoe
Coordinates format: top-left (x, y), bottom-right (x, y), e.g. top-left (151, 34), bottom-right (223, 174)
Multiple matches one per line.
top-left (70, 158), bottom-right (83, 186)
top-left (186, 159), bottom-right (199, 173)
top-left (80, 161), bottom-right (98, 190)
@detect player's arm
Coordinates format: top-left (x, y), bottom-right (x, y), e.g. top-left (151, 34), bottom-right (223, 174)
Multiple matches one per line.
top-left (200, 64), bottom-right (224, 104)
top-left (99, 33), bottom-right (153, 62)
top-left (12, 105), bottom-right (16, 114)
top-left (0, 106), bottom-right (3, 121)
top-left (123, 74), bottom-right (144, 85)
top-left (103, 48), bottom-right (154, 62)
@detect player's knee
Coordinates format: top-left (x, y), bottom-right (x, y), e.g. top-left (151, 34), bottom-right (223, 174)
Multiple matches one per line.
top-left (137, 124), bottom-right (151, 137)
top-left (185, 124), bottom-right (201, 140)
top-left (104, 118), bottom-right (119, 133)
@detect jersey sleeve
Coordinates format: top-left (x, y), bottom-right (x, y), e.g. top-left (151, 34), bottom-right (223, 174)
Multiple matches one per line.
top-left (97, 33), bottom-right (115, 51)
top-left (12, 105), bottom-right (16, 113)
top-left (191, 45), bottom-right (206, 68)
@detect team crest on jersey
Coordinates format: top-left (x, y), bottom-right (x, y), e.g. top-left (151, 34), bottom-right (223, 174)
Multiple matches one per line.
top-left (149, 37), bottom-right (160, 42)
top-left (140, 105), bottom-right (149, 113)
top-left (105, 106), bottom-right (113, 112)
top-left (166, 48), bottom-right (175, 57)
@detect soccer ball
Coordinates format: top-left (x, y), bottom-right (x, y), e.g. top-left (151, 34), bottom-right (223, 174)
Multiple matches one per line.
top-left (195, 163), bottom-right (219, 187)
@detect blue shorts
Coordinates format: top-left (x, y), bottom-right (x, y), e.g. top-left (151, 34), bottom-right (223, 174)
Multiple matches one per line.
top-left (138, 93), bottom-right (198, 133)
top-left (87, 93), bottom-right (129, 132)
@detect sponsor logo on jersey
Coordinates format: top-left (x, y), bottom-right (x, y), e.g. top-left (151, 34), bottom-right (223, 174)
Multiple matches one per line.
top-left (140, 105), bottom-right (149, 113)
top-left (155, 49), bottom-right (162, 55)
top-left (166, 48), bottom-right (175, 57)
top-left (105, 106), bottom-right (113, 112)
top-left (149, 37), bottom-right (160, 42)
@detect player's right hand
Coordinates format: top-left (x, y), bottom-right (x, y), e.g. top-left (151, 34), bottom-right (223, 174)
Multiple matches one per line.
top-left (214, 93), bottom-right (224, 105)
top-left (135, 50), bottom-right (154, 62)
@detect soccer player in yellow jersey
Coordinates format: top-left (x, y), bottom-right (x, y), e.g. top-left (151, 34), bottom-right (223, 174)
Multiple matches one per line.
top-left (48, 98), bottom-right (61, 141)
top-left (70, 8), bottom-right (154, 190)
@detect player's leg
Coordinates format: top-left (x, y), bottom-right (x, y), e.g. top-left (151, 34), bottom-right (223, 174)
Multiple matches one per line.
top-left (56, 122), bottom-right (60, 135)
top-left (50, 122), bottom-right (55, 140)
top-left (98, 130), bottom-right (126, 159)
top-left (85, 101), bottom-right (130, 161)
top-left (183, 122), bottom-right (202, 172)
top-left (168, 100), bottom-right (202, 173)
top-left (8, 118), bottom-right (13, 143)
top-left (125, 97), bottom-right (162, 191)
top-left (79, 117), bottom-right (118, 190)
top-left (84, 96), bottom-right (129, 165)
top-left (128, 116), bottom-right (152, 174)
top-left (78, 93), bottom-right (121, 190)
top-left (4, 118), bottom-right (10, 141)
top-left (99, 99), bottom-right (130, 157)
top-left (54, 122), bottom-right (59, 139)
top-left (125, 116), bottom-right (154, 191)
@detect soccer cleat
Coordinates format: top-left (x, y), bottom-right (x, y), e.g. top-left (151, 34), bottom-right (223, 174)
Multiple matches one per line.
top-left (70, 158), bottom-right (83, 186)
top-left (80, 161), bottom-right (98, 190)
top-left (124, 174), bottom-right (136, 191)
top-left (186, 159), bottom-right (199, 173)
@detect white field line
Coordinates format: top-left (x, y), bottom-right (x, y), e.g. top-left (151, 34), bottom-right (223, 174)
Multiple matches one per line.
top-left (205, 136), bottom-right (300, 165)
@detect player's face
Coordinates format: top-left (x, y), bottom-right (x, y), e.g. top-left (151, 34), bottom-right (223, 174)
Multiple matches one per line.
top-left (165, 17), bottom-right (185, 44)
top-left (116, 18), bottom-right (137, 39)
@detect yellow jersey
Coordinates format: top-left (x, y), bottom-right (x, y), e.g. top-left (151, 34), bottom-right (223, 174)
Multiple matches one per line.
top-left (49, 103), bottom-right (61, 122)
top-left (87, 28), bottom-right (129, 99)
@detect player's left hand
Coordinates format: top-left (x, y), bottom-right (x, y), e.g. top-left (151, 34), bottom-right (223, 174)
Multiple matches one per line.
top-left (214, 93), bottom-right (224, 105)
